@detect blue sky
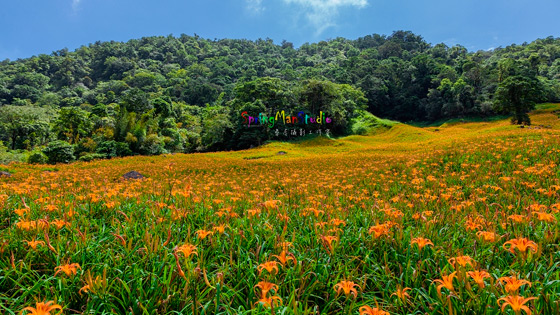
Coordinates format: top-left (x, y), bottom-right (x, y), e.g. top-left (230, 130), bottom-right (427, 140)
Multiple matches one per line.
top-left (1, 0), bottom-right (558, 60)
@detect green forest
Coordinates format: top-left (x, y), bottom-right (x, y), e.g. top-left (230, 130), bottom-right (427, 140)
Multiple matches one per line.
top-left (1, 31), bottom-right (559, 163)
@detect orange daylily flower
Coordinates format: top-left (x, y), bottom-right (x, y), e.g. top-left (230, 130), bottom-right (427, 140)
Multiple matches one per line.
top-left (272, 251), bottom-right (296, 266)
top-left (50, 219), bottom-right (70, 230)
top-left (448, 255), bottom-right (475, 268)
top-left (368, 224), bottom-right (390, 239)
top-left (411, 237), bottom-right (434, 251)
top-left (212, 224), bottom-right (228, 234)
top-left (467, 270), bottom-right (491, 288)
top-left (359, 305), bottom-right (390, 315)
top-left (255, 295), bottom-right (282, 308)
top-left (175, 243), bottom-right (198, 258)
top-left (261, 200), bottom-right (281, 210)
top-left (320, 235), bottom-right (339, 253)
top-left (257, 261), bottom-right (279, 275)
top-left (54, 263), bottom-right (81, 277)
top-left (14, 208), bottom-right (28, 217)
top-left (330, 218), bottom-right (346, 227)
top-left (254, 281), bottom-right (278, 298)
top-left (532, 211), bottom-right (556, 223)
top-left (24, 239), bottom-right (45, 250)
top-left (334, 280), bottom-right (360, 298)
top-left (79, 284), bottom-right (91, 295)
top-left (433, 272), bottom-right (457, 296)
top-left (498, 276), bottom-right (531, 295)
top-left (503, 238), bottom-right (538, 254)
top-left (498, 295), bottom-right (537, 315)
top-left (196, 229), bottom-right (213, 240)
top-left (391, 285), bottom-right (411, 302)
top-left (508, 214), bottom-right (526, 224)
top-left (476, 231), bottom-right (498, 243)
top-left (21, 301), bottom-right (62, 315)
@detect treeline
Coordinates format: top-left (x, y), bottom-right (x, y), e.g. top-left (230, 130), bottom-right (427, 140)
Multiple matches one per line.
top-left (0, 31), bottom-right (559, 162)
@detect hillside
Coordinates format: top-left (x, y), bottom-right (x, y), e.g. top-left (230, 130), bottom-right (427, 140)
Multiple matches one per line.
top-left (1, 32), bottom-right (560, 161)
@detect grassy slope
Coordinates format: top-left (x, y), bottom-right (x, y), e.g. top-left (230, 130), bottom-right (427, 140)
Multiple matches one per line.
top-left (210, 104), bottom-right (560, 161)
top-left (2, 104), bottom-right (560, 314)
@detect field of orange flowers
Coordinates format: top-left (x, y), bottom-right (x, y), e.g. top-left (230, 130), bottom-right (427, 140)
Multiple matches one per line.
top-left (2, 104), bottom-right (560, 314)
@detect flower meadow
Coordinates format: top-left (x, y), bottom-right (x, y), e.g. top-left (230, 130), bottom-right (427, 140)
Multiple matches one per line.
top-left (2, 105), bottom-right (560, 314)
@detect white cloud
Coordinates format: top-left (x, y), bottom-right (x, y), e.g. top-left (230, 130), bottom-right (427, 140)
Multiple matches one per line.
top-left (246, 0), bottom-right (265, 14)
top-left (282, 0), bottom-right (368, 35)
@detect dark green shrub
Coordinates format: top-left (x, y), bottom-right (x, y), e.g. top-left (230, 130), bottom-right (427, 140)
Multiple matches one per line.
top-left (27, 151), bottom-right (48, 164)
top-left (78, 153), bottom-right (107, 162)
top-left (141, 134), bottom-right (167, 155)
top-left (42, 140), bottom-right (75, 164)
top-left (96, 141), bottom-right (132, 158)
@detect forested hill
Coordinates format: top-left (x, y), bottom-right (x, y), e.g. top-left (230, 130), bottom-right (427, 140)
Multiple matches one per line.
top-left (1, 31), bottom-right (560, 162)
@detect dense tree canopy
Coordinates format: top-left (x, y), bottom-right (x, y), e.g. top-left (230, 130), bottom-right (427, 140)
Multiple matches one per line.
top-left (0, 31), bottom-right (559, 162)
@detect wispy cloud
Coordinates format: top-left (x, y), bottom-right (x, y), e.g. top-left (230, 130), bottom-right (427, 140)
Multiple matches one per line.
top-left (246, 0), bottom-right (265, 14)
top-left (282, 0), bottom-right (368, 35)
top-left (72, 0), bottom-right (82, 12)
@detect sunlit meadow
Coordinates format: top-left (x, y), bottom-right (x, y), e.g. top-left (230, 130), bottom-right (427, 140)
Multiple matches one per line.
top-left (2, 105), bottom-right (560, 314)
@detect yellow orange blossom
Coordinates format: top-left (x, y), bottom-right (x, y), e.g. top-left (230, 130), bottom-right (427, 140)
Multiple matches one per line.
top-left (448, 255), bottom-right (475, 268)
top-left (272, 251), bottom-right (296, 266)
top-left (196, 229), bottom-right (213, 239)
top-left (508, 214), bottom-right (526, 224)
top-left (532, 211), bottom-right (556, 223)
top-left (498, 295), bottom-right (537, 315)
top-left (212, 224), bottom-right (227, 234)
top-left (330, 218), bottom-right (346, 226)
top-left (465, 220), bottom-right (482, 231)
top-left (21, 301), bottom-right (62, 315)
top-left (54, 263), bottom-right (81, 277)
top-left (257, 261), bottom-right (279, 275)
top-left (433, 272), bottom-right (457, 296)
top-left (255, 295), bottom-right (282, 308)
top-left (14, 208), bottom-right (28, 217)
top-left (503, 238), bottom-right (538, 254)
top-left (467, 270), bottom-right (491, 288)
top-left (320, 235), bottom-right (339, 253)
top-left (498, 276), bottom-right (532, 295)
top-left (315, 222), bottom-right (328, 229)
top-left (369, 224), bottom-right (390, 238)
top-left (175, 243), bottom-right (198, 258)
top-left (24, 239), bottom-right (45, 250)
top-left (391, 285), bottom-right (411, 302)
top-left (254, 281), bottom-right (278, 298)
top-left (411, 237), bottom-right (434, 251)
top-left (359, 305), bottom-right (390, 315)
top-left (476, 231), bottom-right (498, 243)
top-left (50, 219), bottom-right (70, 230)
top-left (79, 284), bottom-right (90, 295)
top-left (261, 200), bottom-right (281, 210)
top-left (333, 280), bottom-right (360, 298)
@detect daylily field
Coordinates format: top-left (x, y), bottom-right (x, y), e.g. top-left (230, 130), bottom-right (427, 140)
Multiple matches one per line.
top-left (2, 104), bottom-right (560, 315)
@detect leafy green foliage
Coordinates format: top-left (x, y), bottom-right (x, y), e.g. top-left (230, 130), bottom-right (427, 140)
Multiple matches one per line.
top-left (0, 105), bottom-right (53, 150)
top-left (0, 31), bottom-right (559, 160)
top-left (42, 140), bottom-right (75, 164)
top-left (27, 151), bottom-right (48, 164)
top-left (493, 59), bottom-right (544, 125)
